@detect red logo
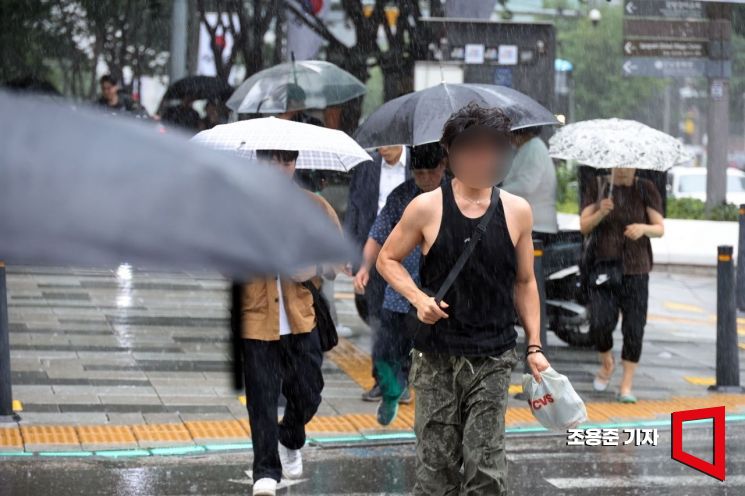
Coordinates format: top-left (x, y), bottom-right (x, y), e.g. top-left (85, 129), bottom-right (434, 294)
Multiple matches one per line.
top-left (529, 393), bottom-right (554, 410)
top-left (671, 406), bottom-right (726, 481)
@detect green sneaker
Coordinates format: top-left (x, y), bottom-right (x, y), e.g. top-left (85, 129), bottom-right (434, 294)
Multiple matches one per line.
top-left (376, 397), bottom-right (400, 426)
top-left (616, 393), bottom-right (637, 404)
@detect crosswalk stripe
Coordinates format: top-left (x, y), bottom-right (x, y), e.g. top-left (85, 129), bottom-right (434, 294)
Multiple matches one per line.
top-left (546, 475), bottom-right (745, 488)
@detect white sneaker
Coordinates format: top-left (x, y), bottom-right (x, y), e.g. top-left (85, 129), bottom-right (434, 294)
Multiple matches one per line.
top-left (252, 477), bottom-right (277, 496)
top-left (279, 442), bottom-right (303, 479)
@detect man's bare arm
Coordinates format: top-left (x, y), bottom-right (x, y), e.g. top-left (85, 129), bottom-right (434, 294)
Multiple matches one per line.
top-left (511, 198), bottom-right (550, 381)
top-left (377, 197), bottom-right (448, 323)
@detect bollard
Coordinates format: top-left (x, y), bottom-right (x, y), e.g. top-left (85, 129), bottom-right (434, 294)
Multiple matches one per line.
top-left (737, 205), bottom-right (745, 311)
top-left (708, 246), bottom-right (745, 393)
top-left (521, 240), bottom-right (548, 379)
top-left (0, 261), bottom-right (15, 419)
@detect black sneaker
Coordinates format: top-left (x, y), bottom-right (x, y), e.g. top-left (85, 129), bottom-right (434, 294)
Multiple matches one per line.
top-left (398, 387), bottom-right (412, 404)
top-left (361, 383), bottom-right (382, 402)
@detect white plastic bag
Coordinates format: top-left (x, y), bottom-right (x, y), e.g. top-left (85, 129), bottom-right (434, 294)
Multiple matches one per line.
top-left (522, 366), bottom-right (587, 430)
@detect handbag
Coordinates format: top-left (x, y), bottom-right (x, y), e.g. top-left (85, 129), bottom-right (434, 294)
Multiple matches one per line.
top-left (302, 280), bottom-right (338, 352)
top-left (404, 187), bottom-right (501, 347)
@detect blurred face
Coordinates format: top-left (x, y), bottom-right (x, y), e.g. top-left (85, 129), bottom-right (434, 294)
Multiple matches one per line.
top-left (378, 145), bottom-right (403, 165)
top-left (269, 157), bottom-right (297, 178)
top-left (413, 162), bottom-right (446, 192)
top-left (447, 133), bottom-right (513, 189)
top-left (613, 167), bottom-right (636, 184)
top-left (101, 81), bottom-right (118, 103)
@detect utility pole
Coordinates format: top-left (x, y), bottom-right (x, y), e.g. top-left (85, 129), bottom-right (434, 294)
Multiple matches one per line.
top-left (705, 2), bottom-right (732, 211)
top-left (170, 0), bottom-right (189, 82)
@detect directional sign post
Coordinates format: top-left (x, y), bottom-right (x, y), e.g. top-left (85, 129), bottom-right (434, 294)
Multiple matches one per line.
top-left (623, 39), bottom-right (707, 58)
top-left (624, 0), bottom-right (705, 19)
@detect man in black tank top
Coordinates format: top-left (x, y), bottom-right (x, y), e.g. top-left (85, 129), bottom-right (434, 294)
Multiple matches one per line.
top-left (377, 103), bottom-right (551, 495)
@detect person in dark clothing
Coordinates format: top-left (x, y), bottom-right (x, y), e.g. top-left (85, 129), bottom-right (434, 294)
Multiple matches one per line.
top-left (160, 98), bottom-right (202, 134)
top-left (353, 143), bottom-right (447, 424)
top-left (344, 145), bottom-right (412, 401)
top-left (244, 149), bottom-right (342, 496)
top-left (580, 167), bottom-right (664, 404)
top-left (97, 74), bottom-right (144, 116)
top-left (377, 103), bottom-right (550, 495)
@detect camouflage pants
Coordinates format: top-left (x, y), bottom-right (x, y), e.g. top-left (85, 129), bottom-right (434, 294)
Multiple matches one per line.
top-left (410, 346), bottom-right (519, 496)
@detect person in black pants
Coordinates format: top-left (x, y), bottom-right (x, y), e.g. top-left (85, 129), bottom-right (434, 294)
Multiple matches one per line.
top-left (244, 149), bottom-right (342, 496)
top-left (580, 167), bottom-right (664, 404)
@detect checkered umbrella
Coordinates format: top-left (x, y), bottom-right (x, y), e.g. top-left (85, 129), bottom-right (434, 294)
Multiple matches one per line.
top-left (192, 117), bottom-right (371, 171)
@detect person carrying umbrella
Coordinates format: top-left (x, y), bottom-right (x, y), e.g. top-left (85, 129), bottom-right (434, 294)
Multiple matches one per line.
top-left (579, 168), bottom-right (664, 403)
top-left (549, 118), bottom-right (680, 403)
top-left (352, 143), bottom-right (447, 426)
top-left (243, 149), bottom-right (342, 496)
top-left (377, 103), bottom-right (550, 495)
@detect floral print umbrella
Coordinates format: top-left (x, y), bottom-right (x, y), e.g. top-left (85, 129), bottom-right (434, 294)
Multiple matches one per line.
top-left (548, 118), bottom-right (690, 171)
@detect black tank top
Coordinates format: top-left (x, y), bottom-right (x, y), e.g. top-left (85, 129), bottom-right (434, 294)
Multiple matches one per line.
top-left (418, 180), bottom-right (518, 357)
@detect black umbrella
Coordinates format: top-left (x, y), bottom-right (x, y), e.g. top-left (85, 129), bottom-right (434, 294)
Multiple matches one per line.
top-left (353, 83), bottom-right (560, 148)
top-left (0, 91), bottom-right (352, 388)
top-left (163, 75), bottom-right (232, 101)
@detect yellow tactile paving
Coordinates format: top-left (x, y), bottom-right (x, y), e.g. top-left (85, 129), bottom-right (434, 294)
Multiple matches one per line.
top-left (131, 423), bottom-right (192, 444)
top-left (21, 425), bottom-right (79, 446)
top-left (184, 419), bottom-right (248, 440)
top-left (343, 413), bottom-right (411, 431)
top-left (12, 400), bottom-right (22, 412)
top-left (0, 427), bottom-right (23, 449)
top-left (305, 415), bottom-right (357, 433)
top-left (683, 376), bottom-right (716, 386)
top-left (76, 425), bottom-right (136, 445)
top-left (327, 338), bottom-right (377, 390)
top-left (663, 301), bottom-right (705, 314)
top-left (237, 418), bottom-right (251, 435)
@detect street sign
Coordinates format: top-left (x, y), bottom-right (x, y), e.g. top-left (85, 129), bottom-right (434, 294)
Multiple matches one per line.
top-left (624, 0), bottom-right (705, 19)
top-left (622, 57), bottom-right (731, 78)
top-left (623, 19), bottom-right (709, 39)
top-left (623, 39), bottom-right (707, 58)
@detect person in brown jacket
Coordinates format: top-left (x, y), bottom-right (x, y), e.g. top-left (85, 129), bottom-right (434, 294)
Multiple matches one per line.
top-left (246, 149), bottom-right (341, 496)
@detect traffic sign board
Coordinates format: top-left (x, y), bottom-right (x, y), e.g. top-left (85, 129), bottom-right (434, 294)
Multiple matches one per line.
top-left (623, 39), bottom-right (707, 58)
top-left (624, 0), bottom-right (705, 19)
top-left (623, 19), bottom-right (709, 39)
top-left (622, 57), bottom-right (731, 78)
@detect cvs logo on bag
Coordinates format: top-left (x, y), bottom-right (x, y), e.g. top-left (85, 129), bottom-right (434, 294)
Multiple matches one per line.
top-left (529, 393), bottom-right (554, 410)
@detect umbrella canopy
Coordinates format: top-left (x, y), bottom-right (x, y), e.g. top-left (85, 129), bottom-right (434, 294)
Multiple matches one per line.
top-left (163, 75), bottom-right (232, 102)
top-left (353, 83), bottom-right (560, 148)
top-left (0, 91), bottom-right (352, 278)
top-left (226, 60), bottom-right (367, 114)
top-left (548, 118), bottom-right (690, 171)
top-left (192, 117), bottom-right (372, 172)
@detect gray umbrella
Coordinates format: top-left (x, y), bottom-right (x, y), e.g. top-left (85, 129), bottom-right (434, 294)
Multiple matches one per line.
top-left (353, 82), bottom-right (560, 148)
top-left (0, 90), bottom-right (353, 391)
top-left (0, 91), bottom-right (352, 277)
top-left (227, 60), bottom-right (367, 114)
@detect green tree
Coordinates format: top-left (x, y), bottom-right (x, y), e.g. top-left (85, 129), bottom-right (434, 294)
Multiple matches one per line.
top-left (556, 4), bottom-right (665, 121)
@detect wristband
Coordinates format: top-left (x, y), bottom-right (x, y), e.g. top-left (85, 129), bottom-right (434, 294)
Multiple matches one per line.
top-left (525, 349), bottom-right (545, 358)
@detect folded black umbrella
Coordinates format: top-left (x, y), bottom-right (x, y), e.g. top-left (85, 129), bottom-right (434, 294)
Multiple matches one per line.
top-left (163, 75), bottom-right (232, 102)
top-left (354, 83), bottom-right (560, 148)
top-left (0, 91), bottom-right (353, 389)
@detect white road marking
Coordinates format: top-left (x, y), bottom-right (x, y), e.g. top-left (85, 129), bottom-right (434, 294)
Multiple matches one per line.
top-left (546, 475), bottom-right (745, 489)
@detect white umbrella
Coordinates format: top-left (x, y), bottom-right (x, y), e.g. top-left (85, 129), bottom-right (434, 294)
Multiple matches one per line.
top-left (192, 117), bottom-right (371, 171)
top-left (548, 118), bottom-right (691, 172)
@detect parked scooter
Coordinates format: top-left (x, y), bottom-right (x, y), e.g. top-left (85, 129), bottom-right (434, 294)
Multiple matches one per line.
top-left (541, 230), bottom-right (593, 347)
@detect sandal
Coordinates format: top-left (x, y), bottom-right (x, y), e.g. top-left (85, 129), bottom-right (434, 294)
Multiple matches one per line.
top-left (617, 392), bottom-right (637, 403)
top-left (592, 357), bottom-right (615, 392)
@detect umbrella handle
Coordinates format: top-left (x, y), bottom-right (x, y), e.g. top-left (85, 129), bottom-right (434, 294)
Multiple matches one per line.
top-left (230, 282), bottom-right (244, 391)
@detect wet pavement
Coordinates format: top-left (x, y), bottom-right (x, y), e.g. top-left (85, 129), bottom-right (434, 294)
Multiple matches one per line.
top-left (1, 421), bottom-right (744, 495)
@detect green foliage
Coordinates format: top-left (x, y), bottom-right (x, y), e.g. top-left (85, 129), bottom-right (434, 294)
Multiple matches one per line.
top-left (556, 161), bottom-right (579, 214)
top-left (666, 197), bottom-right (739, 221)
top-left (556, 4), bottom-right (666, 121)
